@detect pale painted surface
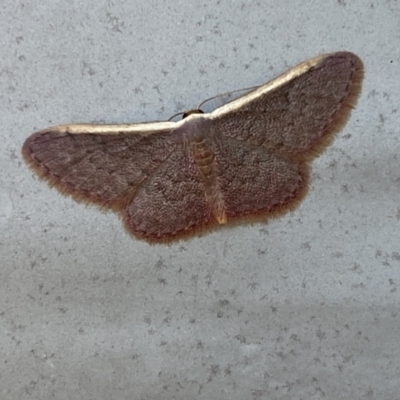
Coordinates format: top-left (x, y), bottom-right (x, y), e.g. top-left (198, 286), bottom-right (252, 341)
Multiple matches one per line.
top-left (1, 1), bottom-right (399, 399)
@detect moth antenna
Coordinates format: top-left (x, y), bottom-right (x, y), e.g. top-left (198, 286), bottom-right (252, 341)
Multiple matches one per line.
top-left (169, 86), bottom-right (259, 121)
top-left (197, 85), bottom-right (259, 110)
top-left (168, 111), bottom-right (185, 121)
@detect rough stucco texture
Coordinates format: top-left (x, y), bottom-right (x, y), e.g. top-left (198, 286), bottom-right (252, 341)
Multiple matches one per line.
top-left (1, 1), bottom-right (399, 399)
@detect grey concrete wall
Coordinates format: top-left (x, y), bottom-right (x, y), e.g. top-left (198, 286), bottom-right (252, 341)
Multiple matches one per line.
top-left (1, 1), bottom-right (399, 399)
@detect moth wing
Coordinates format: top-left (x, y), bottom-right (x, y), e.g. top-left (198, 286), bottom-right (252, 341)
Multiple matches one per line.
top-left (215, 134), bottom-right (308, 221)
top-left (22, 122), bottom-right (179, 210)
top-left (210, 52), bottom-right (363, 159)
top-left (122, 143), bottom-right (212, 241)
top-left (214, 136), bottom-right (307, 221)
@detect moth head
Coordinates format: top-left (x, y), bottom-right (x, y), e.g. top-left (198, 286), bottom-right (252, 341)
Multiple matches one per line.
top-left (168, 108), bottom-right (204, 122)
top-left (182, 109), bottom-right (204, 119)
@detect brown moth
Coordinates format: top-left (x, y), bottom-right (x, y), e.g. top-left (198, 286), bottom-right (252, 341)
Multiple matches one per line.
top-left (22, 52), bottom-right (363, 242)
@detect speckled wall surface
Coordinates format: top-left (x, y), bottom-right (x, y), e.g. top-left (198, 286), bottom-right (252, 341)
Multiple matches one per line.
top-left (1, 1), bottom-right (399, 399)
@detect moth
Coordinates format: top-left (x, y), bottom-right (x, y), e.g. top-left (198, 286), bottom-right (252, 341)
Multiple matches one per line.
top-left (22, 52), bottom-right (363, 242)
